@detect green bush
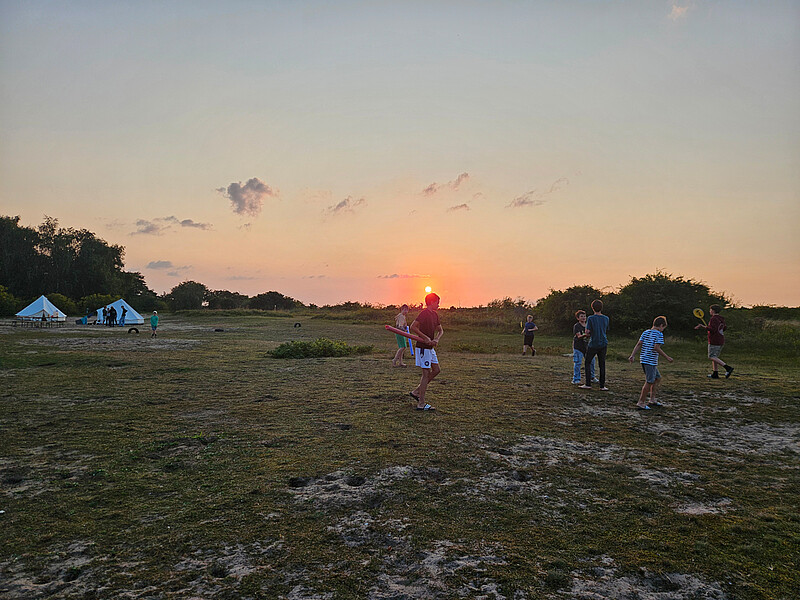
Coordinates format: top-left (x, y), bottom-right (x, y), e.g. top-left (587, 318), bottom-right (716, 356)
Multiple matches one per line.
top-left (0, 285), bottom-right (21, 317)
top-left (46, 293), bottom-right (78, 316)
top-left (270, 338), bottom-right (373, 359)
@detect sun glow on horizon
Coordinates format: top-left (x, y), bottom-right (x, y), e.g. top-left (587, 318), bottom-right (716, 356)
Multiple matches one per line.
top-left (425, 286), bottom-right (432, 293)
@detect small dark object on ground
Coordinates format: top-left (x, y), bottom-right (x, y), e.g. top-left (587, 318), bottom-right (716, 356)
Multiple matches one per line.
top-left (214, 328), bottom-right (224, 332)
top-left (294, 322), bottom-right (302, 327)
top-left (127, 328), bottom-right (139, 334)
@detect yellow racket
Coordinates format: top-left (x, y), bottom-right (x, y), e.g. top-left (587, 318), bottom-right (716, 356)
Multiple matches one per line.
top-left (693, 308), bottom-right (706, 325)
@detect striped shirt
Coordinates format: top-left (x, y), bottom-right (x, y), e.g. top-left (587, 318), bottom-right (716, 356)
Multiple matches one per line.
top-left (639, 328), bottom-right (665, 366)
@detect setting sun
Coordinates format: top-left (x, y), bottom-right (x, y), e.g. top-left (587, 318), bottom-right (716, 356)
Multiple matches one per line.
top-left (425, 286), bottom-right (432, 294)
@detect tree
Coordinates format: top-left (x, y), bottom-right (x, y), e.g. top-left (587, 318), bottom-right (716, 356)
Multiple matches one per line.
top-left (611, 272), bottom-right (728, 334)
top-left (249, 291), bottom-right (302, 310)
top-left (167, 281), bottom-right (209, 310)
top-left (535, 285), bottom-right (605, 334)
top-left (0, 285), bottom-right (21, 317)
top-left (207, 290), bottom-right (250, 310)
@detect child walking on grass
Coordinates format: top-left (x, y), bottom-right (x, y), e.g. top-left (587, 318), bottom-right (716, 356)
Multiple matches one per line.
top-left (695, 304), bottom-right (734, 379)
top-left (629, 316), bottom-right (673, 410)
top-left (409, 293), bottom-right (443, 411)
top-left (392, 304), bottom-right (410, 367)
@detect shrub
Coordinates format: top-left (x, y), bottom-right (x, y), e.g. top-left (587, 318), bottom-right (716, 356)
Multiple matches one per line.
top-left (45, 293), bottom-right (78, 316)
top-left (0, 285), bottom-right (21, 317)
top-left (270, 338), bottom-right (373, 359)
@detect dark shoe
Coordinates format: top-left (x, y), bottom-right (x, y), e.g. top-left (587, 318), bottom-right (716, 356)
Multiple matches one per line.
top-left (415, 404), bottom-right (435, 411)
top-left (725, 365), bottom-right (734, 378)
top-left (708, 372), bottom-right (719, 379)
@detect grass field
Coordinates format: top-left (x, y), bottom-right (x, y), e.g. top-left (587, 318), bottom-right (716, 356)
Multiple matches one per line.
top-left (1, 314), bottom-right (798, 599)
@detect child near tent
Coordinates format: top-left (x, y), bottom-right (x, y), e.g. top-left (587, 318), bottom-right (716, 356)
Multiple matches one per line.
top-left (150, 311), bottom-right (159, 337)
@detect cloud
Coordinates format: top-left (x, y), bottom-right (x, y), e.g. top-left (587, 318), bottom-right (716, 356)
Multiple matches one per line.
top-left (178, 218), bottom-right (212, 230)
top-left (447, 203), bottom-right (470, 212)
top-left (146, 260), bottom-right (191, 274)
top-left (507, 177), bottom-right (569, 208)
top-left (303, 275), bottom-right (327, 279)
top-left (669, 4), bottom-right (689, 20)
top-left (131, 216), bottom-right (212, 235)
top-left (377, 274), bottom-right (427, 279)
top-left (217, 177), bottom-right (277, 217)
top-left (325, 196), bottom-right (366, 216)
top-left (422, 172), bottom-right (470, 196)
top-left (146, 260), bottom-right (174, 270)
top-left (226, 275), bottom-right (258, 281)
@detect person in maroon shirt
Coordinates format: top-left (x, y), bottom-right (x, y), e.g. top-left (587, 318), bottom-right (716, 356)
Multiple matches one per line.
top-left (695, 304), bottom-right (734, 379)
top-left (409, 293), bottom-right (443, 411)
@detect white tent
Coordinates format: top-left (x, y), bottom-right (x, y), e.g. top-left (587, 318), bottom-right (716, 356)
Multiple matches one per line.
top-left (16, 295), bottom-right (67, 321)
top-left (96, 299), bottom-right (144, 325)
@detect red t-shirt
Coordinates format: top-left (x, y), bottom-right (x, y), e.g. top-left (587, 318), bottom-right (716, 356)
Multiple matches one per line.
top-left (706, 314), bottom-right (726, 346)
top-left (413, 308), bottom-right (440, 350)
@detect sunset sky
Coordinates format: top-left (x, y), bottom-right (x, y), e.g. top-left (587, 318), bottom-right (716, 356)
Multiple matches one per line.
top-left (1, 1), bottom-right (798, 307)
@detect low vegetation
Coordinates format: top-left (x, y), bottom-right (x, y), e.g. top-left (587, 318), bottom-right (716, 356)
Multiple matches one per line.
top-left (1, 313), bottom-right (797, 599)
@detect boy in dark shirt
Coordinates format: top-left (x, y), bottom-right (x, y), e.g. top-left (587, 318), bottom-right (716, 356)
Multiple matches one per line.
top-left (409, 293), bottom-right (443, 411)
top-left (579, 299), bottom-right (610, 391)
top-left (572, 310), bottom-right (596, 384)
top-left (695, 304), bottom-right (733, 378)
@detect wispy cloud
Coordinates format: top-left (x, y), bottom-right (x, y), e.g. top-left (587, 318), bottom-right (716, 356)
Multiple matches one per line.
top-left (131, 216), bottom-right (212, 235)
top-left (325, 196), bottom-right (366, 216)
top-left (447, 203), bottom-right (470, 212)
top-left (217, 177), bottom-right (278, 217)
top-left (146, 260), bottom-right (191, 275)
top-left (422, 172), bottom-right (470, 196)
top-left (377, 273), bottom-right (427, 279)
top-left (669, 4), bottom-right (689, 20)
top-left (507, 177), bottom-right (568, 208)
top-left (303, 275), bottom-right (327, 279)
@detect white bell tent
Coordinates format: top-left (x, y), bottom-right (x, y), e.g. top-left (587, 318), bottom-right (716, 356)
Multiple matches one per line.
top-left (95, 299), bottom-right (144, 325)
top-left (15, 295), bottom-right (67, 321)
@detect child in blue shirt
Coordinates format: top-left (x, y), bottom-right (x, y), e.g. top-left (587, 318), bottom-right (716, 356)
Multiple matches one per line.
top-left (628, 316), bottom-right (674, 410)
top-left (579, 300), bottom-right (610, 390)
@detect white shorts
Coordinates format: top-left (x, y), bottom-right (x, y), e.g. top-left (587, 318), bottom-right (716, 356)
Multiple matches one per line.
top-left (415, 347), bottom-right (439, 369)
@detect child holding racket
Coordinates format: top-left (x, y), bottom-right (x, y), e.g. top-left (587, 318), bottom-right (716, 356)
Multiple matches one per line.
top-left (695, 304), bottom-right (734, 379)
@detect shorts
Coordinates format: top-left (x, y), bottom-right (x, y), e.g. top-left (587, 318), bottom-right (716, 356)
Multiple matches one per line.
top-left (641, 363), bottom-right (661, 384)
top-left (151, 325), bottom-right (158, 331)
top-left (395, 334), bottom-right (407, 349)
top-left (523, 334), bottom-right (535, 346)
top-left (415, 347), bottom-right (439, 369)
top-left (708, 344), bottom-right (723, 359)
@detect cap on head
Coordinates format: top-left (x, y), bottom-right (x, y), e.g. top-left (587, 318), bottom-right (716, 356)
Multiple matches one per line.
top-left (153, 311), bottom-right (157, 314)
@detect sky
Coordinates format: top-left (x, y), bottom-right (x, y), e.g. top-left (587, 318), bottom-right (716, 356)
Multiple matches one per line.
top-left (1, 1), bottom-right (798, 307)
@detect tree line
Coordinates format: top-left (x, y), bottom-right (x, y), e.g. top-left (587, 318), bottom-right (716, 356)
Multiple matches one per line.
top-left (2, 215), bottom-right (794, 336)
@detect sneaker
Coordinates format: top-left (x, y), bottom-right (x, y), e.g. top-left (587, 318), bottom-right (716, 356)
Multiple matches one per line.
top-left (725, 365), bottom-right (734, 378)
top-left (708, 372), bottom-right (720, 379)
top-left (600, 387), bottom-right (609, 391)
top-left (571, 380), bottom-right (581, 385)
top-left (578, 384), bottom-right (592, 389)
top-left (592, 377), bottom-right (600, 383)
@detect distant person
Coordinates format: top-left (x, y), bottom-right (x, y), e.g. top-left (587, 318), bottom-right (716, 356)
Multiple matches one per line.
top-left (572, 310), bottom-right (597, 384)
top-left (695, 304), bottom-right (733, 378)
top-left (409, 293), bottom-right (443, 411)
top-left (629, 316), bottom-right (674, 410)
top-left (102, 306), bottom-right (108, 325)
top-left (108, 306), bottom-right (117, 327)
top-left (392, 304), bottom-right (410, 367)
top-left (120, 307), bottom-right (127, 327)
top-left (150, 311), bottom-right (159, 338)
top-left (579, 299), bottom-right (610, 391)
top-left (521, 315), bottom-right (538, 356)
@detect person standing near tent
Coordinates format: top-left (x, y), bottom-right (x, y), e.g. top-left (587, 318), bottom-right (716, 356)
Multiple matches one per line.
top-left (108, 306), bottom-right (117, 327)
top-left (150, 311), bottom-right (159, 337)
top-left (120, 307), bottom-right (127, 327)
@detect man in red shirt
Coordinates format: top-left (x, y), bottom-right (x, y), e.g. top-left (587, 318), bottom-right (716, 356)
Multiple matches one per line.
top-left (695, 304), bottom-right (734, 379)
top-left (409, 293), bottom-right (443, 411)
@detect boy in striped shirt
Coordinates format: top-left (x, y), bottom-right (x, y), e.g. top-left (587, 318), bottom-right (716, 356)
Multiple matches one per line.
top-left (628, 316), bottom-right (674, 410)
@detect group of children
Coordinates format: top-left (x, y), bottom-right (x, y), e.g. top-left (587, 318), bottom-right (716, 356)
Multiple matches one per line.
top-left (571, 302), bottom-right (734, 410)
top-left (393, 296), bottom-right (735, 413)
